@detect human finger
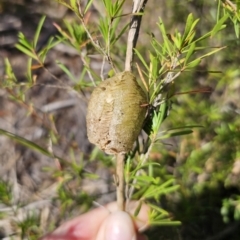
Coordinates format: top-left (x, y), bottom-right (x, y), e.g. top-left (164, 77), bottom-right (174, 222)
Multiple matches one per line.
top-left (40, 201), bottom-right (149, 240)
top-left (96, 210), bottom-right (148, 240)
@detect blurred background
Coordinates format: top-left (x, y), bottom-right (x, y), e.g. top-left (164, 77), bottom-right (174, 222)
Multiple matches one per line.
top-left (0, 0), bottom-right (240, 239)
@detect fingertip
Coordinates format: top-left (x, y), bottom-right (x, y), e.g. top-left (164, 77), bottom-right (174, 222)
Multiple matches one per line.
top-left (97, 211), bottom-right (137, 240)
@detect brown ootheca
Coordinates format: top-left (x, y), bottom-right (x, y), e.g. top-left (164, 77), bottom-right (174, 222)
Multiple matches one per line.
top-left (86, 71), bottom-right (147, 155)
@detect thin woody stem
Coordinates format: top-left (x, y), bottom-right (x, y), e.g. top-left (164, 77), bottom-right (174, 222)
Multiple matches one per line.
top-left (77, 2), bottom-right (116, 72)
top-left (116, 153), bottom-right (125, 211)
top-left (125, 0), bottom-right (149, 71)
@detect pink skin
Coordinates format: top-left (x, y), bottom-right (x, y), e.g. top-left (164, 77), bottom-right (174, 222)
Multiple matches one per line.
top-left (40, 201), bottom-right (149, 240)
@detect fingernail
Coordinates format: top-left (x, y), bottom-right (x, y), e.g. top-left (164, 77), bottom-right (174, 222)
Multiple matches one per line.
top-left (105, 211), bottom-right (136, 240)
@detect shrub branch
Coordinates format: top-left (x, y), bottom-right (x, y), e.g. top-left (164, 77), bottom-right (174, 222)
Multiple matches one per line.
top-left (125, 0), bottom-right (149, 71)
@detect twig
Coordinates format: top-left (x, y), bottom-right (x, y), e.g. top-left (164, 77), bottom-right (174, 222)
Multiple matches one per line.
top-left (77, 2), bottom-right (105, 56)
top-left (225, 0), bottom-right (237, 12)
top-left (100, 56), bottom-right (107, 81)
top-left (116, 153), bottom-right (125, 211)
top-left (5, 88), bottom-right (59, 135)
top-left (153, 55), bottom-right (180, 108)
top-left (80, 53), bottom-right (97, 87)
top-left (41, 99), bottom-right (77, 113)
top-left (125, 0), bottom-right (149, 71)
top-left (77, 2), bottom-right (116, 72)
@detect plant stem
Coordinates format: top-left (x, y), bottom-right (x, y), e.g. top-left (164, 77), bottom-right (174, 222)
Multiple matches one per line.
top-left (116, 153), bottom-right (125, 211)
top-left (125, 0), bottom-right (149, 71)
top-left (77, 2), bottom-right (116, 72)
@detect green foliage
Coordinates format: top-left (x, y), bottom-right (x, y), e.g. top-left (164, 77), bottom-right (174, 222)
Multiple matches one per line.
top-left (3, 58), bottom-right (17, 85)
top-left (0, 129), bottom-right (56, 159)
top-left (0, 180), bottom-right (12, 206)
top-left (136, 13), bottom-right (226, 106)
top-left (221, 195), bottom-right (240, 223)
top-left (55, 20), bottom-right (88, 52)
top-left (148, 203), bottom-right (181, 226)
top-left (1, 0), bottom-right (240, 239)
top-left (16, 212), bottom-right (42, 240)
top-left (16, 16), bottom-right (61, 65)
top-left (219, 0), bottom-right (240, 37)
top-left (102, 0), bottom-right (125, 18)
top-left (57, 184), bottom-right (94, 213)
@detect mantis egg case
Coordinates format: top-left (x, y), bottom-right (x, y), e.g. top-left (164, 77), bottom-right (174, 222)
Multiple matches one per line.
top-left (86, 71), bottom-right (147, 155)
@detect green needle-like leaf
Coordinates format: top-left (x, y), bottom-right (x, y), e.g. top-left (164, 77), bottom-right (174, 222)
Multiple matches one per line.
top-left (84, 0), bottom-right (94, 14)
top-left (15, 44), bottom-right (37, 59)
top-left (184, 42), bottom-right (196, 66)
top-left (33, 15), bottom-right (46, 49)
top-left (56, 60), bottom-right (77, 82)
top-left (0, 129), bottom-right (57, 159)
top-left (134, 49), bottom-right (150, 72)
top-left (211, 14), bottom-right (229, 37)
top-left (182, 13), bottom-right (194, 45)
